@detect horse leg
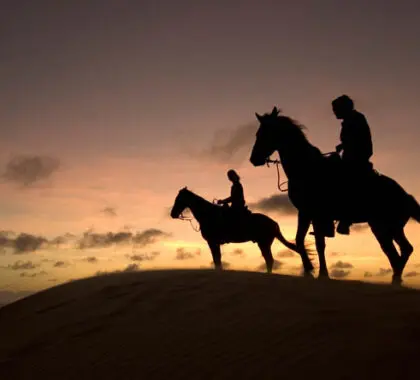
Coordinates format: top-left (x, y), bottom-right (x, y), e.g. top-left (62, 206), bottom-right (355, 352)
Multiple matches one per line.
top-left (370, 225), bottom-right (403, 284)
top-left (296, 211), bottom-right (314, 273)
top-left (313, 221), bottom-right (329, 278)
top-left (208, 241), bottom-right (222, 271)
top-left (393, 227), bottom-right (413, 275)
top-left (258, 241), bottom-right (274, 274)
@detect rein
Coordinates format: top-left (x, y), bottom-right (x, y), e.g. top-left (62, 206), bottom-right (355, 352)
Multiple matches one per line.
top-left (266, 151), bottom-right (336, 193)
top-left (178, 212), bottom-right (200, 232)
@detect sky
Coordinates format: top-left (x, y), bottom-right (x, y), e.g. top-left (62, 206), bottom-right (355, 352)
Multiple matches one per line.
top-left (1, 0), bottom-right (420, 304)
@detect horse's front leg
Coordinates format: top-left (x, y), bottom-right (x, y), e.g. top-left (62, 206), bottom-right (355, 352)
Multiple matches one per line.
top-left (296, 211), bottom-right (314, 272)
top-left (208, 241), bottom-right (222, 270)
top-left (312, 221), bottom-right (329, 278)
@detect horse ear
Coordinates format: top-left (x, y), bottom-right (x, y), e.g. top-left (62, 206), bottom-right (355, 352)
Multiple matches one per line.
top-left (271, 106), bottom-right (279, 116)
top-left (255, 113), bottom-right (263, 122)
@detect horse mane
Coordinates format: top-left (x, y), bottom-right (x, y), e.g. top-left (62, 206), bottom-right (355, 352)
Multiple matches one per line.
top-left (182, 188), bottom-right (216, 208)
top-left (277, 115), bottom-right (309, 143)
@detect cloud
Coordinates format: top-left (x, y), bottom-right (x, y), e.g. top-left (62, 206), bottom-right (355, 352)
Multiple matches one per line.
top-left (4, 260), bottom-right (39, 270)
top-left (127, 252), bottom-right (160, 262)
top-left (3, 155), bottom-right (60, 187)
top-left (14, 233), bottom-right (49, 253)
top-left (375, 268), bottom-right (392, 277)
top-left (330, 269), bottom-right (351, 278)
top-left (203, 122), bottom-right (258, 162)
top-left (77, 229), bottom-right (170, 249)
top-left (230, 248), bottom-right (246, 258)
top-left (330, 252), bottom-right (346, 257)
top-left (101, 207), bottom-right (117, 217)
top-left (256, 259), bottom-right (283, 272)
top-left (83, 256), bottom-right (98, 264)
top-left (351, 224), bottom-right (370, 233)
top-left (331, 261), bottom-right (354, 269)
top-left (95, 263), bottom-right (140, 276)
top-left (364, 271), bottom-right (373, 278)
top-left (53, 261), bottom-right (69, 268)
top-left (175, 247), bottom-right (200, 260)
top-left (249, 194), bottom-right (296, 215)
top-left (404, 271), bottom-right (419, 278)
top-left (20, 270), bottom-right (48, 278)
top-left (49, 233), bottom-right (77, 247)
top-left (277, 250), bottom-right (296, 258)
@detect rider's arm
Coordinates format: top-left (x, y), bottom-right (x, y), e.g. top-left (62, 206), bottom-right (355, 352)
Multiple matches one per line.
top-left (218, 196), bottom-right (232, 205)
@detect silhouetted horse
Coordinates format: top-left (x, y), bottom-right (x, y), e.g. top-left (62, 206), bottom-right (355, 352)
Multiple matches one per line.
top-left (250, 107), bottom-right (420, 283)
top-left (170, 187), bottom-right (301, 273)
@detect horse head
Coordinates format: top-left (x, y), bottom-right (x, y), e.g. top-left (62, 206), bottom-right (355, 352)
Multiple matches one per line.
top-left (170, 186), bottom-right (190, 218)
top-left (250, 106), bottom-right (307, 166)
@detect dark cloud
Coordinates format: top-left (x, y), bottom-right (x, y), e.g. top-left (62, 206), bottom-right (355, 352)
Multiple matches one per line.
top-left (122, 263), bottom-right (140, 272)
top-left (331, 261), bottom-right (354, 269)
top-left (77, 229), bottom-right (170, 249)
top-left (101, 207), bottom-right (117, 217)
top-left (127, 252), bottom-right (160, 262)
top-left (5, 260), bottom-right (39, 270)
top-left (203, 122), bottom-right (258, 162)
top-left (364, 271), bottom-right (373, 278)
top-left (20, 270), bottom-right (48, 278)
top-left (404, 271), bottom-right (419, 278)
top-left (330, 269), bottom-right (351, 278)
top-left (53, 261), bottom-right (69, 268)
top-left (133, 229), bottom-right (171, 247)
top-left (175, 247), bottom-right (200, 260)
top-left (256, 259), bottom-right (283, 272)
top-left (3, 155), bottom-right (60, 187)
top-left (14, 233), bottom-right (49, 253)
top-left (249, 194), bottom-right (296, 215)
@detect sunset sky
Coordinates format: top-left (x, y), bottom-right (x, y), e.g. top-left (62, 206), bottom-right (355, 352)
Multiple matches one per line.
top-left (1, 1), bottom-right (420, 304)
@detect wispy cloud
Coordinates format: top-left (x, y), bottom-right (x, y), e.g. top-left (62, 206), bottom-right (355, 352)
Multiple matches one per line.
top-left (202, 122), bottom-right (258, 162)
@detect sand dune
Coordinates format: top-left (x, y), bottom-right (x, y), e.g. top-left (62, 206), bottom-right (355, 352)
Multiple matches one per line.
top-left (1, 269), bottom-right (420, 379)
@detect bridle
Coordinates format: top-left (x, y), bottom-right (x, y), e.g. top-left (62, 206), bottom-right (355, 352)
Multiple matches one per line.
top-left (265, 151), bottom-right (337, 193)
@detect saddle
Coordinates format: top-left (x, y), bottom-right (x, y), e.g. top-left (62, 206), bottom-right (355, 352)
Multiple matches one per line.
top-left (321, 153), bottom-right (379, 222)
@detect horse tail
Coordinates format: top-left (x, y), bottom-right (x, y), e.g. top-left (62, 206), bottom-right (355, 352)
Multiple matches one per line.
top-left (407, 194), bottom-right (420, 223)
top-left (275, 225), bottom-right (298, 251)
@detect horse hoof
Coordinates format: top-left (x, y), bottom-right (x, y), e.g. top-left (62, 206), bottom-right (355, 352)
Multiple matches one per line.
top-left (392, 274), bottom-right (402, 286)
top-left (319, 269), bottom-right (330, 278)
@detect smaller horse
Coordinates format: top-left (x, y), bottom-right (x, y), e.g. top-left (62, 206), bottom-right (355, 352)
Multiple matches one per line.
top-left (170, 187), bottom-right (303, 273)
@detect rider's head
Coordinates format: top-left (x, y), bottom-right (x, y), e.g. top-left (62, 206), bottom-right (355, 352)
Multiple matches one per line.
top-left (227, 169), bottom-right (240, 183)
top-left (332, 95), bottom-right (354, 119)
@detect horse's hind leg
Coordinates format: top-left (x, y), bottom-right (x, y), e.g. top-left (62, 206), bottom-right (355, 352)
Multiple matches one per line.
top-left (208, 242), bottom-right (222, 271)
top-left (370, 225), bottom-right (403, 284)
top-left (394, 227), bottom-right (413, 274)
top-left (258, 241), bottom-right (274, 274)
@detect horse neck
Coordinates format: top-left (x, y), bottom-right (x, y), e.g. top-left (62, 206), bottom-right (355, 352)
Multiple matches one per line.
top-left (186, 192), bottom-right (213, 223)
top-left (277, 137), bottom-right (322, 181)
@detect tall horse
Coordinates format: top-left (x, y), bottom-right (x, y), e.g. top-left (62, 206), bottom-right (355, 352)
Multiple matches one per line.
top-left (249, 107), bottom-right (420, 283)
top-left (170, 187), bottom-right (304, 273)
